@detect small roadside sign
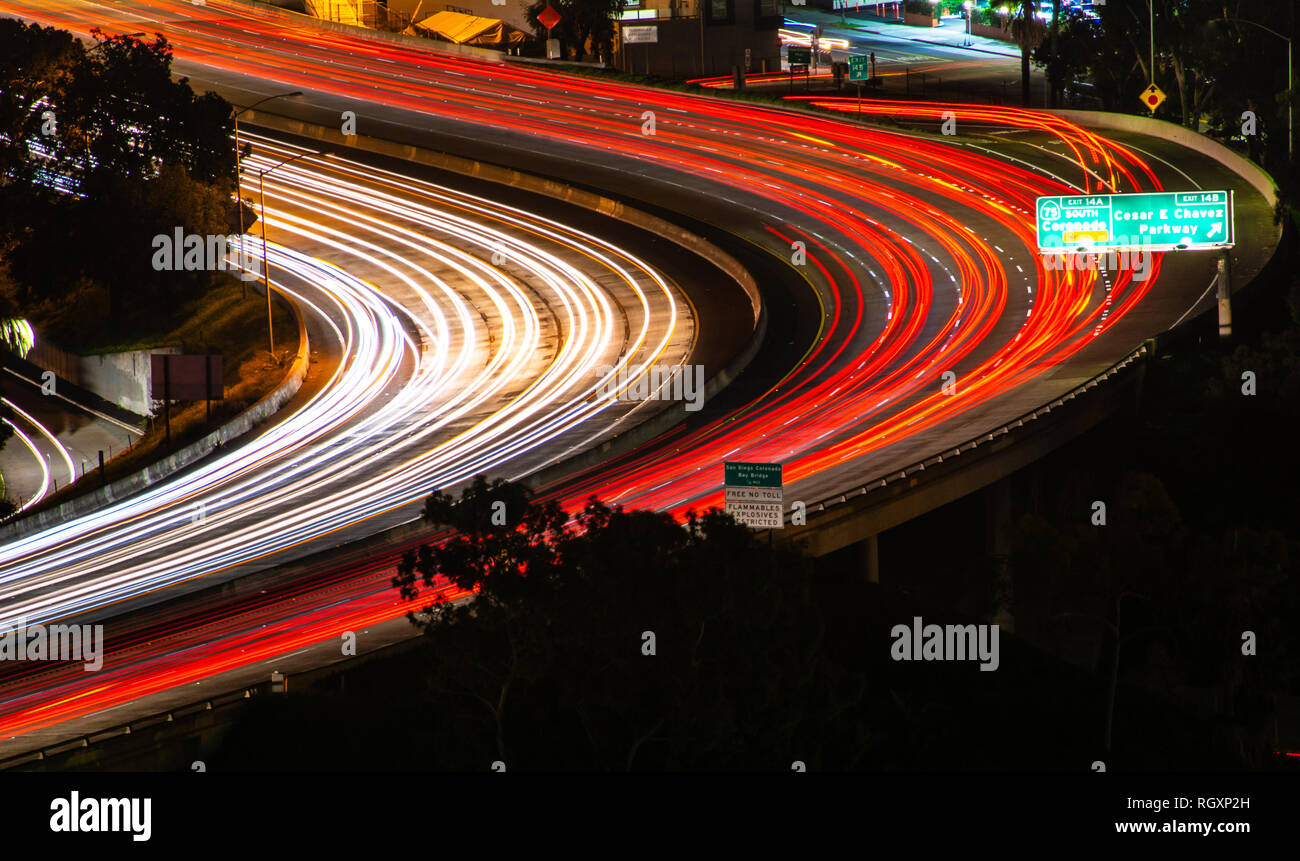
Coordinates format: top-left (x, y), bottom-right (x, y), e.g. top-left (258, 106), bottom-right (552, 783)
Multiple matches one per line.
top-left (1139, 83), bottom-right (1166, 112)
top-left (849, 55), bottom-right (868, 82)
top-left (787, 46), bottom-right (811, 65)
top-left (537, 5), bottom-right (561, 31)
top-left (623, 25), bottom-right (657, 44)
top-left (724, 462), bottom-right (783, 529)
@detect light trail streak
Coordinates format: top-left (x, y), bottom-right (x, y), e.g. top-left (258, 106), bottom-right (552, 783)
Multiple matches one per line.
top-left (0, 133), bottom-right (687, 630)
top-left (0, 0), bottom-right (1234, 742)
top-left (0, 397), bottom-right (78, 509)
top-left (0, 423), bottom-right (50, 511)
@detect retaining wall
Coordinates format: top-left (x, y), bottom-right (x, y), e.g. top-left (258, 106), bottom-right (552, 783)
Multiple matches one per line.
top-left (1047, 109), bottom-right (1279, 210)
top-left (0, 290), bottom-right (309, 542)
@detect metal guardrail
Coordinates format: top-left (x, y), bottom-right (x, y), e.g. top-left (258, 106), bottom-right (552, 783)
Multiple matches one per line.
top-left (797, 342), bottom-right (1149, 519)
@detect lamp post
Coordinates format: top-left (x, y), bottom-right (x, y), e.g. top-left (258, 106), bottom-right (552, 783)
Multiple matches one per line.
top-left (231, 91), bottom-right (303, 297)
top-left (1148, 0), bottom-right (1154, 87)
top-left (255, 150), bottom-right (333, 358)
top-left (1235, 18), bottom-right (1293, 161)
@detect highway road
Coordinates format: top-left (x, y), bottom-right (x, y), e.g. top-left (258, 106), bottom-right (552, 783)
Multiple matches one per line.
top-left (0, 0), bottom-right (1279, 755)
top-left (0, 127), bottom-right (701, 624)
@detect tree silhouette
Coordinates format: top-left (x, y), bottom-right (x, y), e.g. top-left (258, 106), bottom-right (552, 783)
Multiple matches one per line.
top-left (1005, 0), bottom-right (1046, 106)
top-left (391, 476), bottom-right (861, 769)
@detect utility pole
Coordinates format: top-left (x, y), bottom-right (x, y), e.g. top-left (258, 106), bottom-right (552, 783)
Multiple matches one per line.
top-left (256, 150), bottom-right (336, 359)
top-left (698, 2), bottom-right (705, 78)
top-left (1236, 18), bottom-right (1293, 161)
top-left (1149, 0), bottom-right (1154, 85)
top-left (231, 91), bottom-right (302, 297)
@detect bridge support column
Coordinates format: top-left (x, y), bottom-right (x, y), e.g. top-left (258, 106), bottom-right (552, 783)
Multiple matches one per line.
top-left (859, 533), bottom-right (880, 584)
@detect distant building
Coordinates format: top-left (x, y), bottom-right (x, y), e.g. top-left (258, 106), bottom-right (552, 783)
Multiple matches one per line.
top-left (384, 0), bottom-right (534, 33)
top-left (617, 0), bottom-right (781, 79)
top-left (300, 0), bottom-right (779, 77)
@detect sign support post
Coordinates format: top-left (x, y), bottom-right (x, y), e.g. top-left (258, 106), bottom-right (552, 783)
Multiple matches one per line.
top-left (849, 55), bottom-right (869, 116)
top-left (1217, 249), bottom-right (1233, 340)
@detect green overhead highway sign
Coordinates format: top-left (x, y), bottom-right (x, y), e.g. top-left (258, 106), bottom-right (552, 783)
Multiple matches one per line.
top-left (724, 462), bottom-right (782, 488)
top-left (849, 56), bottom-right (868, 82)
top-left (787, 47), bottom-right (811, 66)
top-left (1035, 190), bottom-right (1234, 252)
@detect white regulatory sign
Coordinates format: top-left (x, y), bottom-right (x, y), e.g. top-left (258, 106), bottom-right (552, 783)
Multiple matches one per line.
top-left (725, 487), bottom-right (782, 503)
top-left (623, 25), bottom-right (658, 44)
top-left (723, 501), bottom-right (784, 529)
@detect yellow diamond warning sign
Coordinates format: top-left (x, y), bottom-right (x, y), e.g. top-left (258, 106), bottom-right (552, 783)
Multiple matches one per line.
top-left (1140, 83), bottom-right (1166, 112)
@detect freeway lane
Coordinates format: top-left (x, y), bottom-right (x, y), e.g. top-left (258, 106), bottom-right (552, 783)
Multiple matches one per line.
top-left (0, 1), bottom-right (1278, 749)
top-left (0, 131), bottom-right (699, 627)
top-left (69, 0), bottom-right (1264, 514)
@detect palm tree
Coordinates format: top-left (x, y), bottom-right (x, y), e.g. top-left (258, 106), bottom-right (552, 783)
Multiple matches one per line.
top-left (1005, 0), bottom-right (1047, 106)
top-left (0, 280), bottom-right (32, 358)
top-left (0, 318), bottom-right (32, 357)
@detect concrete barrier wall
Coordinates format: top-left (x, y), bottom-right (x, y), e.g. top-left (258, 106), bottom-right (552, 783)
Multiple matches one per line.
top-left (0, 290), bottom-right (309, 542)
top-left (76, 348), bottom-right (176, 417)
top-left (903, 12), bottom-right (940, 28)
top-left (970, 22), bottom-right (1014, 42)
top-left (27, 342), bottom-right (169, 416)
top-left (1047, 109), bottom-right (1280, 209)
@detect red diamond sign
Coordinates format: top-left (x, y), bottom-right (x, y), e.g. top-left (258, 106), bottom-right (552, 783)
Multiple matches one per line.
top-left (538, 5), bottom-right (561, 30)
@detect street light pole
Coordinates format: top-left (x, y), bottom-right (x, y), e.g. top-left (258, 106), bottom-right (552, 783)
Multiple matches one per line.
top-left (1148, 0), bottom-right (1154, 85)
top-left (256, 150), bottom-right (331, 359)
top-left (258, 168), bottom-right (272, 356)
top-left (1236, 19), bottom-right (1293, 161)
top-left (231, 91), bottom-right (303, 297)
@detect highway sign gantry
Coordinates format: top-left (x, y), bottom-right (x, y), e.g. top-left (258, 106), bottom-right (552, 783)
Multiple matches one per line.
top-left (1035, 190), bottom-right (1234, 252)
